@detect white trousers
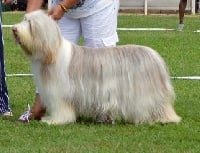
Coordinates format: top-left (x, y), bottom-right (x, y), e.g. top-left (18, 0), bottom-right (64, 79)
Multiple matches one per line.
top-left (58, 0), bottom-right (119, 48)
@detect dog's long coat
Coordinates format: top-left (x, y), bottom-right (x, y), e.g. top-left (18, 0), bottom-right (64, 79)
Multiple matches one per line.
top-left (12, 10), bottom-right (181, 125)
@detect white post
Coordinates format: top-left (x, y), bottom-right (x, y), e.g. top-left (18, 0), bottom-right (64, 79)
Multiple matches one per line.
top-left (191, 0), bottom-right (195, 14)
top-left (144, 0), bottom-right (148, 15)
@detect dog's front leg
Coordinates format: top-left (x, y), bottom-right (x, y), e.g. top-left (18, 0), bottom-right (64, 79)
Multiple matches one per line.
top-left (41, 99), bottom-right (76, 125)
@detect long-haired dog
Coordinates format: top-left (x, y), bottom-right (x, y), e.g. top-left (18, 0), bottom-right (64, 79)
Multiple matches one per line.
top-left (12, 10), bottom-right (181, 125)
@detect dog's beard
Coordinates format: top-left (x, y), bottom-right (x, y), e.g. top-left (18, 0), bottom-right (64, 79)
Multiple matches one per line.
top-left (13, 23), bottom-right (34, 56)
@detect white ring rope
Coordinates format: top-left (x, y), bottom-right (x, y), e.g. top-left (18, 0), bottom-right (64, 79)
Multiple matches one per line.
top-left (6, 74), bottom-right (200, 80)
top-left (171, 76), bottom-right (200, 80)
top-left (117, 28), bottom-right (176, 31)
top-left (3, 25), bottom-right (177, 31)
top-left (6, 74), bottom-right (33, 77)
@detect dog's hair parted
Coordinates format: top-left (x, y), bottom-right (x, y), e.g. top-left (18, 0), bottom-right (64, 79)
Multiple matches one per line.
top-left (12, 10), bottom-right (181, 125)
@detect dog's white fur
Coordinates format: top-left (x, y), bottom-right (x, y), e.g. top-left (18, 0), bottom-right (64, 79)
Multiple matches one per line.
top-left (13, 10), bottom-right (181, 125)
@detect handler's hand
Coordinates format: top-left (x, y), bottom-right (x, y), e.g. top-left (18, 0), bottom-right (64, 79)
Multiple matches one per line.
top-left (48, 5), bottom-right (65, 20)
top-left (2, 0), bottom-right (13, 4)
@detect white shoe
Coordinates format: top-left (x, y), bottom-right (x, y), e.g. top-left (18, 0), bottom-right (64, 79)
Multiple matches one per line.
top-left (3, 111), bottom-right (13, 117)
top-left (18, 104), bottom-right (32, 122)
top-left (178, 24), bottom-right (184, 31)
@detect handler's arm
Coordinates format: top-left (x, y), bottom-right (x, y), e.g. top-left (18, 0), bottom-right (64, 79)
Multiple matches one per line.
top-left (26, 0), bottom-right (43, 13)
top-left (48, 0), bottom-right (80, 20)
top-left (60, 0), bottom-right (80, 9)
top-left (2, 0), bottom-right (13, 4)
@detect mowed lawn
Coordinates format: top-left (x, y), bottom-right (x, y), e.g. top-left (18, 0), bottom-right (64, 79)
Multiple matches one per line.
top-left (0, 11), bottom-right (199, 153)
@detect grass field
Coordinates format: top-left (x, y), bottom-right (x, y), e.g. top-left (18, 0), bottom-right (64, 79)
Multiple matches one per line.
top-left (0, 11), bottom-right (200, 153)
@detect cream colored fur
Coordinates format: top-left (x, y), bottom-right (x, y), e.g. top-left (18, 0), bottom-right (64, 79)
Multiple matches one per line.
top-left (13, 10), bottom-right (181, 125)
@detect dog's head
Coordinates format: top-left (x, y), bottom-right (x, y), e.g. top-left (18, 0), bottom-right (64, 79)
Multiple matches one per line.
top-left (12, 10), bottom-right (62, 64)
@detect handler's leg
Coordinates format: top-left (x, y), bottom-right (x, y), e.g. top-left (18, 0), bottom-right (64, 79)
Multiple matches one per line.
top-left (57, 16), bottom-right (81, 43)
top-left (81, 0), bottom-right (119, 48)
top-left (178, 0), bottom-right (187, 30)
top-left (0, 19), bottom-right (12, 117)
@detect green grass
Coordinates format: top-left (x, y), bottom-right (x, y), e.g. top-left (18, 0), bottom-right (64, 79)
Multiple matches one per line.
top-left (0, 12), bottom-right (200, 153)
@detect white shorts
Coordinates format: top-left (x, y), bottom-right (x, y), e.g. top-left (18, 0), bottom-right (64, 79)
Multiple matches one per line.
top-left (57, 0), bottom-right (119, 48)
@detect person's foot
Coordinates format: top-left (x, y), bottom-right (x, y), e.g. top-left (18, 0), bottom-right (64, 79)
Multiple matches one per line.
top-left (2, 111), bottom-right (13, 117)
top-left (18, 94), bottom-right (46, 123)
top-left (18, 104), bottom-right (32, 122)
top-left (177, 23), bottom-right (184, 31)
top-left (31, 94), bottom-right (46, 120)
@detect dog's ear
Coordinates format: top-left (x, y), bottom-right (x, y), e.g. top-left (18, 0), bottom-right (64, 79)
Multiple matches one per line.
top-left (43, 50), bottom-right (56, 64)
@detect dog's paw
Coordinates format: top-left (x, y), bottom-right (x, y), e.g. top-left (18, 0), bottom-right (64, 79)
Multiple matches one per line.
top-left (41, 116), bottom-right (55, 125)
top-left (41, 116), bottom-right (75, 125)
top-left (96, 114), bottom-right (115, 124)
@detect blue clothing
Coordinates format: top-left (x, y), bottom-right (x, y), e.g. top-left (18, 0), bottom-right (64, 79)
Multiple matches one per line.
top-left (0, 3), bottom-right (11, 114)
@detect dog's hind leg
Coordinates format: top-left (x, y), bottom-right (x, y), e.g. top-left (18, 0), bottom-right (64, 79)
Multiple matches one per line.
top-left (96, 112), bottom-right (115, 124)
top-left (159, 103), bottom-right (181, 124)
